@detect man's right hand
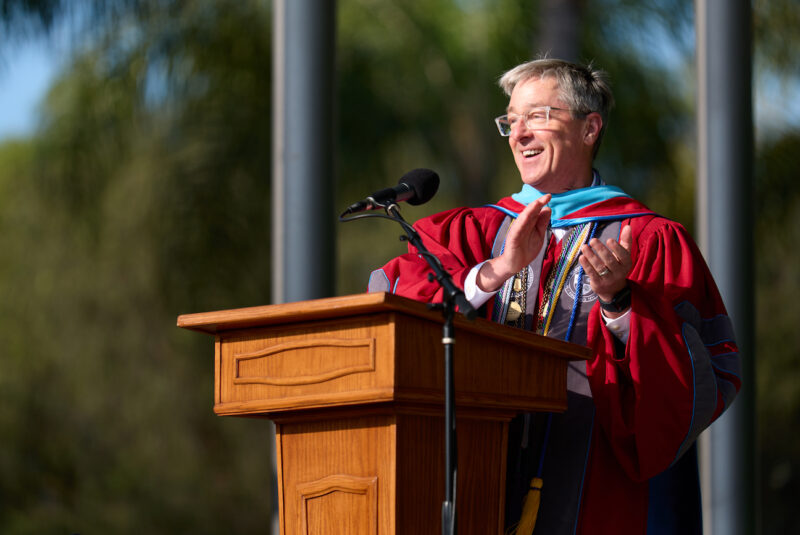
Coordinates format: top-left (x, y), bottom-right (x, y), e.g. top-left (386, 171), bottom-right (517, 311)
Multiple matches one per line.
top-left (476, 194), bottom-right (551, 292)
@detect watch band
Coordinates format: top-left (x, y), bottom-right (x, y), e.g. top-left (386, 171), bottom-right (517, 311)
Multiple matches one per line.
top-left (598, 284), bottom-right (631, 313)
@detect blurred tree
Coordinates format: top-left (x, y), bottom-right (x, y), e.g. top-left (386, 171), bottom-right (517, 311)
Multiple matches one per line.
top-left (754, 0), bottom-right (800, 78)
top-left (752, 1), bottom-right (800, 531)
top-left (754, 131), bottom-right (800, 535)
top-left (335, 0), bottom-right (537, 294)
top-left (335, 0), bottom-right (698, 295)
top-left (0, 1), bottom-right (276, 533)
top-left (0, 0), bottom-right (62, 35)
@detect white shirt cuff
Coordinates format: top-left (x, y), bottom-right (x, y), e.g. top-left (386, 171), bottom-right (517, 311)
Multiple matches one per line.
top-left (601, 308), bottom-right (631, 344)
top-left (464, 261), bottom-right (498, 309)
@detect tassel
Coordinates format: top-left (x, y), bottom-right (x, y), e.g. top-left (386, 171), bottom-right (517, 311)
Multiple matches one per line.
top-left (509, 477), bottom-right (543, 535)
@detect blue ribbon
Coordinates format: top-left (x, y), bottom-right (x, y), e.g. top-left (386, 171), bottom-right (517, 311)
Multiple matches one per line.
top-left (512, 183), bottom-right (631, 220)
top-left (486, 182), bottom-right (641, 228)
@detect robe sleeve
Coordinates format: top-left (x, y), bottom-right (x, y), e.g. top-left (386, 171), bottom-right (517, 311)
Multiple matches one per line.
top-left (586, 216), bottom-right (741, 481)
top-left (367, 206), bottom-right (504, 304)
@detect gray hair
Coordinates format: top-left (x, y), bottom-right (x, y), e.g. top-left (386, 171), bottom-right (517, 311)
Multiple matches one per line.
top-left (499, 58), bottom-right (614, 158)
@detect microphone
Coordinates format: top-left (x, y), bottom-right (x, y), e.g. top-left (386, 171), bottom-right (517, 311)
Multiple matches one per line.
top-left (342, 168), bottom-right (440, 215)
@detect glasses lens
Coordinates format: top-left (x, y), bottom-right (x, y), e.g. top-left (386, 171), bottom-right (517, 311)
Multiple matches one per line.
top-left (528, 107), bottom-right (550, 125)
top-left (495, 116), bottom-right (511, 136)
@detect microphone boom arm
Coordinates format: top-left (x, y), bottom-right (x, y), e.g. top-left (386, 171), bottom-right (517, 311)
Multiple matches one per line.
top-left (340, 200), bottom-right (473, 534)
top-left (385, 204), bottom-right (476, 320)
top-left (384, 203), bottom-right (466, 535)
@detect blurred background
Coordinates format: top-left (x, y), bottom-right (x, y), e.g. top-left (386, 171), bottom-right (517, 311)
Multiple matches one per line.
top-left (0, 0), bottom-right (797, 533)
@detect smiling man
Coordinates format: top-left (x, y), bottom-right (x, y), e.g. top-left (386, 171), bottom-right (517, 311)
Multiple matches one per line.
top-left (368, 58), bottom-right (741, 535)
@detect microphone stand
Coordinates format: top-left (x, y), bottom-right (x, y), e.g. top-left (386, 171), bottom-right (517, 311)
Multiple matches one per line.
top-left (339, 201), bottom-right (475, 535)
top-left (382, 203), bottom-right (476, 535)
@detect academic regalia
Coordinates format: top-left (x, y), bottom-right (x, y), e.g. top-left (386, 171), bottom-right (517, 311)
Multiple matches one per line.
top-left (368, 180), bottom-right (740, 534)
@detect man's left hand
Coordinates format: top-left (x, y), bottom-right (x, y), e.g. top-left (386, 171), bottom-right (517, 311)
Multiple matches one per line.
top-left (579, 224), bottom-right (634, 318)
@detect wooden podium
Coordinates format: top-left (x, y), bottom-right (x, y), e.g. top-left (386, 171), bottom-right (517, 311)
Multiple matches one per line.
top-left (177, 292), bottom-right (589, 534)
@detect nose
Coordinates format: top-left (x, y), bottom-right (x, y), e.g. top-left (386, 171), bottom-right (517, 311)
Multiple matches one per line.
top-left (510, 117), bottom-right (532, 139)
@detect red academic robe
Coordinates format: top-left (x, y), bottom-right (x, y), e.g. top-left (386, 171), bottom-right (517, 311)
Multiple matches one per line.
top-left (368, 194), bottom-right (740, 534)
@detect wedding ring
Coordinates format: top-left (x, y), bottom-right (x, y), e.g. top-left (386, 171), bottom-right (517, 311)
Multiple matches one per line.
top-left (597, 268), bottom-right (611, 277)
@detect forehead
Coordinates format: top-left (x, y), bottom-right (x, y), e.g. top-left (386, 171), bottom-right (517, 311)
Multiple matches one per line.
top-left (507, 76), bottom-right (563, 111)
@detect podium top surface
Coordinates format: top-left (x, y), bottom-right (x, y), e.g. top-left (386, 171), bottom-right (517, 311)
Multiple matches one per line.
top-left (177, 292), bottom-right (590, 361)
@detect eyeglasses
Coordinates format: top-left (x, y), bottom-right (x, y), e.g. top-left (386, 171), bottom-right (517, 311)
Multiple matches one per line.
top-left (494, 106), bottom-right (583, 136)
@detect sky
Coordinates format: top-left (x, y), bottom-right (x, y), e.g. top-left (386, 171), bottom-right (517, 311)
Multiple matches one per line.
top-left (0, 37), bottom-right (65, 141)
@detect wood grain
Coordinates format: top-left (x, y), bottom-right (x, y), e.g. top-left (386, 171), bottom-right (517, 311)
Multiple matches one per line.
top-left (179, 293), bottom-right (590, 534)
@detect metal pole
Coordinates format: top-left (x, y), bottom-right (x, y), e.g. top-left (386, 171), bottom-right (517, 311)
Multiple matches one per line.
top-left (442, 306), bottom-right (457, 535)
top-left (272, 0), bottom-right (337, 305)
top-left (271, 3), bottom-right (336, 534)
top-left (696, 1), bottom-right (756, 533)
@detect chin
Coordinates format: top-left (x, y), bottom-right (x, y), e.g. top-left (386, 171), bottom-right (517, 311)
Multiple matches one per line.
top-left (521, 175), bottom-right (549, 189)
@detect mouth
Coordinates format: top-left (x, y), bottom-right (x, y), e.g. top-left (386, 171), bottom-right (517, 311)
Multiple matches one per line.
top-left (522, 149), bottom-right (543, 158)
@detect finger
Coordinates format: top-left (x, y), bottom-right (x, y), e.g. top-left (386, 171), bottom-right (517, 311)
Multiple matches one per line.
top-left (618, 224), bottom-right (632, 252)
top-left (534, 206), bottom-right (551, 233)
top-left (580, 242), bottom-right (599, 265)
top-left (578, 254), bottom-right (613, 289)
top-left (605, 226), bottom-right (633, 267)
top-left (516, 194), bottom-right (549, 227)
top-left (605, 238), bottom-right (632, 268)
top-left (606, 225), bottom-right (631, 253)
top-left (587, 238), bottom-right (619, 268)
top-left (580, 243), bottom-right (608, 276)
top-left (522, 206), bottom-right (551, 251)
top-left (537, 193), bottom-right (552, 208)
top-left (524, 193), bottom-right (551, 213)
top-left (578, 253), bottom-right (597, 276)
top-left (512, 198), bottom-right (551, 245)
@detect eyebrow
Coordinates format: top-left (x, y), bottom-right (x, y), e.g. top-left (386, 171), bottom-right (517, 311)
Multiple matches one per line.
top-left (505, 103), bottom-right (548, 113)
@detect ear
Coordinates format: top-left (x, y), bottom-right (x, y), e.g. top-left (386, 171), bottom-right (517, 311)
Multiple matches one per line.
top-left (583, 112), bottom-right (603, 147)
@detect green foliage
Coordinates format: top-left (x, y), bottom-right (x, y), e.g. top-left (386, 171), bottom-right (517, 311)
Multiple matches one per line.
top-left (336, 0), bottom-right (537, 294)
top-left (0, 1), bottom-right (275, 533)
top-left (335, 0), bottom-right (699, 295)
top-left (754, 0), bottom-right (800, 77)
top-left (754, 132), bottom-right (800, 535)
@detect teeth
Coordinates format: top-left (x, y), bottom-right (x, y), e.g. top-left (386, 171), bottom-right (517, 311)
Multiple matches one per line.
top-left (523, 149), bottom-right (542, 157)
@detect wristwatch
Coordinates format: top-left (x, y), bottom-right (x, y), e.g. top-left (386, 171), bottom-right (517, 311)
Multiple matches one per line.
top-left (598, 285), bottom-right (631, 313)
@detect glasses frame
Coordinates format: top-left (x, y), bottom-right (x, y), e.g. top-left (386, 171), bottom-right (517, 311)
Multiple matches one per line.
top-left (494, 106), bottom-right (584, 136)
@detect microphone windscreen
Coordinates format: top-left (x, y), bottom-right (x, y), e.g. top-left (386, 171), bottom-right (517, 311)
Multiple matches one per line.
top-left (400, 168), bottom-right (440, 206)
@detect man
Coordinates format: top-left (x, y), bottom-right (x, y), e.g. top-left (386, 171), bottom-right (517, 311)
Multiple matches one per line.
top-left (368, 59), bottom-right (740, 534)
